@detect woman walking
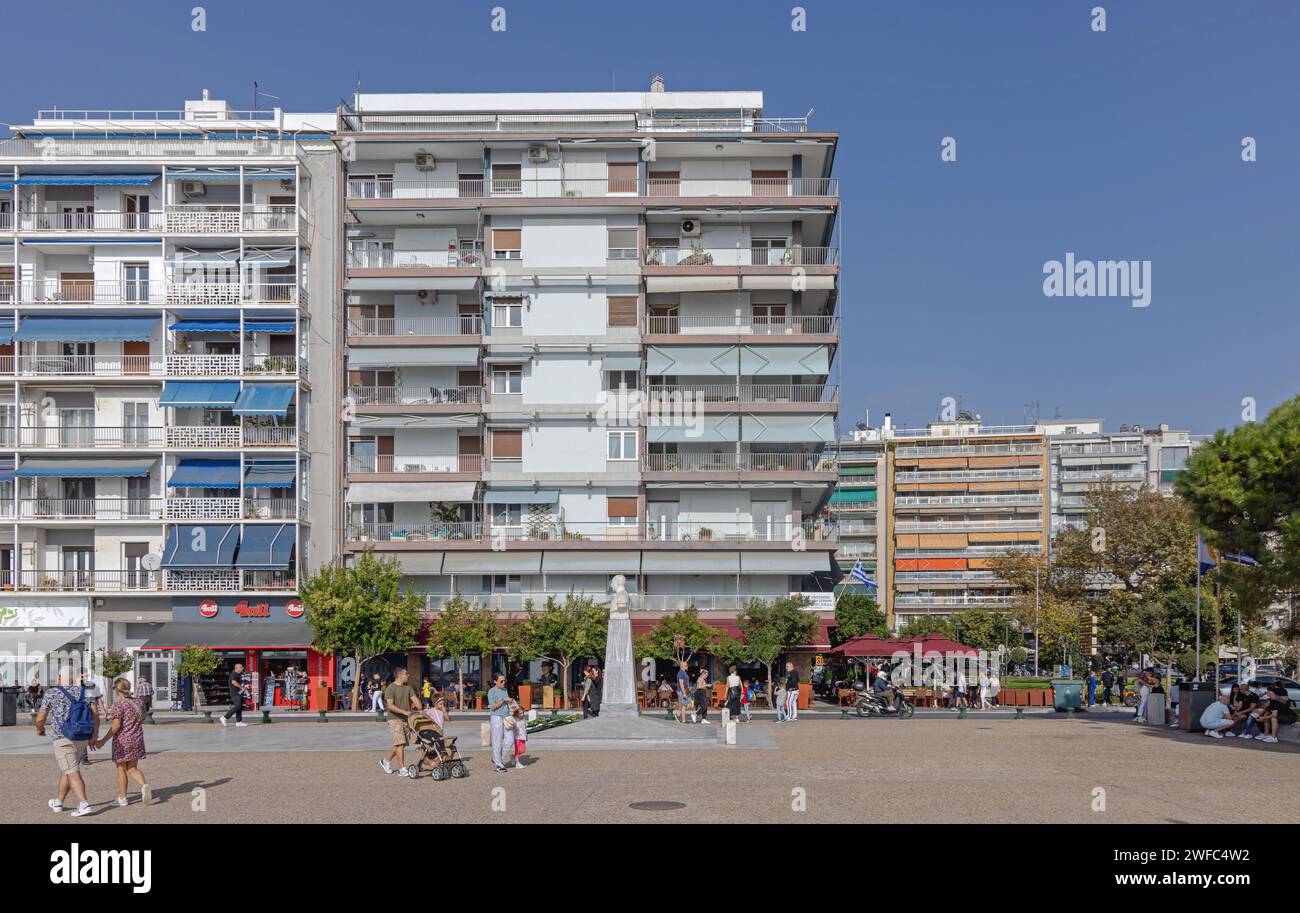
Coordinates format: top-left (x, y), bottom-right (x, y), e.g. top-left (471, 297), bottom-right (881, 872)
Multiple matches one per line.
top-left (91, 678), bottom-right (151, 807)
top-left (725, 665), bottom-right (742, 720)
top-left (694, 668), bottom-right (711, 725)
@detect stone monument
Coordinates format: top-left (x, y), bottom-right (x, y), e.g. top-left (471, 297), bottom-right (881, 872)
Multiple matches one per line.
top-left (600, 574), bottom-right (637, 716)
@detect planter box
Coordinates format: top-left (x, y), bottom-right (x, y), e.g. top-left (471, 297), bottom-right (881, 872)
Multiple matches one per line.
top-left (798, 683), bottom-right (812, 710)
top-left (1030, 689), bottom-right (1046, 707)
top-left (518, 684), bottom-right (533, 708)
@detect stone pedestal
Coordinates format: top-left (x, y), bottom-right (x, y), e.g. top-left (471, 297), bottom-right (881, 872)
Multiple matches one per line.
top-left (601, 615), bottom-right (638, 716)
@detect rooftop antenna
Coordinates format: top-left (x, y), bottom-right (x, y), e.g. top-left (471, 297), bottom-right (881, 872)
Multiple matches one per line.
top-left (252, 82), bottom-right (278, 112)
top-left (1024, 400), bottom-right (1040, 424)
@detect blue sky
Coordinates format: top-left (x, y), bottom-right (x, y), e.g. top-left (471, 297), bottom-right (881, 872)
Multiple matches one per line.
top-left (4, 0), bottom-right (1296, 435)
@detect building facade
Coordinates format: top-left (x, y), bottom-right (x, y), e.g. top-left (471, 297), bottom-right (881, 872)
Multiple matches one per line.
top-left (337, 81), bottom-right (842, 681)
top-left (0, 95), bottom-right (340, 707)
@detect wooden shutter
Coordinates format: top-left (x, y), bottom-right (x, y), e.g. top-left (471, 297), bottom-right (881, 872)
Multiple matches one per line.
top-left (607, 497), bottom-right (638, 518)
top-left (458, 435), bottom-right (482, 456)
top-left (492, 228), bottom-right (521, 254)
top-left (492, 430), bottom-right (522, 460)
top-left (607, 296), bottom-right (638, 328)
top-left (608, 162), bottom-right (637, 193)
top-left (123, 340), bottom-right (150, 375)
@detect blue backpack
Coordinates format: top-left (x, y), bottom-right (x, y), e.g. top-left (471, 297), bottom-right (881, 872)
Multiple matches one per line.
top-left (56, 686), bottom-right (96, 741)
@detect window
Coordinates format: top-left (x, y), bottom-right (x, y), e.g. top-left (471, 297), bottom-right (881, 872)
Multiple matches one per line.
top-left (608, 430), bottom-right (637, 461)
top-left (492, 367), bottom-right (522, 395)
top-left (607, 162), bottom-right (638, 193)
top-left (492, 430), bottom-right (523, 460)
top-left (605, 370), bottom-right (639, 391)
top-left (607, 295), bottom-right (638, 327)
top-left (751, 237), bottom-right (790, 266)
top-left (348, 173), bottom-right (393, 199)
top-left (348, 239), bottom-right (392, 268)
top-left (123, 542), bottom-right (149, 588)
top-left (491, 228), bottom-right (521, 260)
top-left (607, 496), bottom-right (638, 527)
top-left (492, 164), bottom-right (522, 195)
top-left (491, 505), bottom-right (523, 527)
top-left (492, 298), bottom-right (523, 328)
top-left (607, 229), bottom-right (638, 260)
top-left (483, 574), bottom-right (522, 594)
top-left (1161, 447), bottom-right (1190, 470)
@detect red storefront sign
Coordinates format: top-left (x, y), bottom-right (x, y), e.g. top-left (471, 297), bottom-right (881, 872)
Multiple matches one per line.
top-left (234, 601), bottom-right (271, 618)
top-left (198, 599), bottom-right (219, 618)
top-left (285, 598), bottom-right (304, 618)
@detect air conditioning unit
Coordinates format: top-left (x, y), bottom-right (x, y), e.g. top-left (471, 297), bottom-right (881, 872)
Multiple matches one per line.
top-left (680, 218), bottom-right (701, 237)
top-left (527, 144), bottom-right (550, 163)
top-left (180, 181), bottom-right (206, 197)
top-left (416, 289), bottom-right (435, 303)
top-left (414, 152), bottom-right (436, 171)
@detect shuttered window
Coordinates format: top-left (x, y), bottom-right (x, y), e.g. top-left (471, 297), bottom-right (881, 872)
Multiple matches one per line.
top-left (492, 228), bottom-right (521, 259)
top-left (608, 162), bottom-right (638, 193)
top-left (607, 296), bottom-right (638, 328)
top-left (607, 496), bottom-right (638, 518)
top-left (492, 430), bottom-right (523, 460)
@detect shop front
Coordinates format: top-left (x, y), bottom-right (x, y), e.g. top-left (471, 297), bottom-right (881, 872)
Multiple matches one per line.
top-left (141, 595), bottom-right (334, 711)
top-left (0, 598), bottom-right (91, 687)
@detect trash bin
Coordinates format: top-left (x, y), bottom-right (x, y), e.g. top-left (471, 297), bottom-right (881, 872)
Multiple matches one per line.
top-left (1178, 681), bottom-right (1217, 731)
top-left (0, 686), bottom-right (18, 727)
top-left (1051, 679), bottom-right (1084, 712)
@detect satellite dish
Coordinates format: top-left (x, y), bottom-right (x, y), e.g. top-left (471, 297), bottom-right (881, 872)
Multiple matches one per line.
top-left (141, 554), bottom-right (161, 572)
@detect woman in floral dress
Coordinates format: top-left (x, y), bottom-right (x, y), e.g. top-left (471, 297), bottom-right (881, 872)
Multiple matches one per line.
top-left (92, 678), bottom-right (152, 807)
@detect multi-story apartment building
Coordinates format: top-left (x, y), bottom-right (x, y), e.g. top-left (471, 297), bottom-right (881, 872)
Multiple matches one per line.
top-left (0, 95), bottom-right (340, 707)
top-left (827, 431), bottom-right (884, 599)
top-left (338, 80), bottom-right (841, 682)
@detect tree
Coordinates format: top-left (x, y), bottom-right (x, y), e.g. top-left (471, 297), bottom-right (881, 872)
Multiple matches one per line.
top-left (175, 645), bottom-right (220, 711)
top-left (738, 597), bottom-right (819, 707)
top-left (641, 607), bottom-right (717, 667)
top-left (90, 649), bottom-right (135, 705)
top-left (1102, 584), bottom-right (1219, 690)
top-left (832, 592), bottom-right (886, 644)
top-left (950, 607), bottom-right (1013, 653)
top-left (522, 594), bottom-right (607, 709)
top-left (302, 550), bottom-right (424, 712)
top-left (710, 633), bottom-right (750, 671)
top-left (425, 596), bottom-right (501, 709)
top-left (896, 615), bottom-right (956, 639)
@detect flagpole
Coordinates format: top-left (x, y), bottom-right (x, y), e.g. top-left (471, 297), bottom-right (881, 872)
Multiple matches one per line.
top-left (1195, 530), bottom-right (1202, 682)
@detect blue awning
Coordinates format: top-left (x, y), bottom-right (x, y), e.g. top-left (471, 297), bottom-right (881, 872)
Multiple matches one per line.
top-left (15, 174), bottom-right (158, 186)
top-left (483, 490), bottom-right (560, 505)
top-left (0, 317), bottom-right (14, 345)
top-left (244, 461), bottom-right (296, 488)
top-left (232, 384), bottom-right (295, 416)
top-left (0, 181), bottom-right (12, 192)
top-left (242, 321), bottom-right (296, 334)
top-left (159, 380), bottom-right (241, 408)
top-left (14, 316), bottom-right (157, 342)
top-left (168, 459), bottom-right (240, 489)
top-left (169, 319), bottom-right (241, 332)
top-left (235, 524), bottom-right (296, 569)
top-left (16, 459), bottom-right (154, 478)
top-left (0, 470), bottom-right (17, 483)
top-left (162, 524), bottom-right (239, 570)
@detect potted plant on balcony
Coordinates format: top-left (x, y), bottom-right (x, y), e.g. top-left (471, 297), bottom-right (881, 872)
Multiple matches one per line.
top-left (680, 240), bottom-right (713, 267)
top-left (645, 243), bottom-right (663, 266)
top-left (697, 527), bottom-right (713, 541)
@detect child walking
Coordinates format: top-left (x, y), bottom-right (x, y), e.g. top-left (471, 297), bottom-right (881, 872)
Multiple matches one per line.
top-left (740, 680), bottom-right (753, 722)
top-left (512, 702), bottom-right (528, 768)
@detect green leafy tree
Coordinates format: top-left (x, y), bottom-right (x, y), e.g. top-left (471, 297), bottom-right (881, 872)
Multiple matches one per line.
top-left (896, 615), bottom-right (957, 639)
top-left (90, 649), bottom-right (135, 705)
top-left (711, 633), bottom-right (750, 670)
top-left (1102, 584), bottom-right (1219, 690)
top-left (832, 592), bottom-right (886, 644)
top-left (302, 551), bottom-right (424, 712)
top-left (738, 596), bottom-right (819, 707)
top-left (951, 607), bottom-right (1013, 653)
top-left (520, 594), bottom-right (607, 709)
top-left (642, 607), bottom-right (716, 667)
top-left (425, 595), bottom-right (501, 709)
top-left (175, 645), bottom-right (220, 711)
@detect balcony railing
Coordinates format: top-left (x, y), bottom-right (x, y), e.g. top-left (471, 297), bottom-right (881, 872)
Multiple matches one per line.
top-left (893, 495), bottom-right (1044, 508)
top-left (894, 468), bottom-right (1043, 482)
top-left (166, 354), bottom-right (242, 377)
top-left (2, 280), bottom-right (163, 305)
top-left (345, 175), bottom-right (836, 199)
top-left (645, 314), bottom-right (838, 335)
top-left (347, 519), bottom-right (836, 544)
top-left (166, 497), bottom-right (240, 520)
top-left (243, 207), bottom-right (297, 232)
top-left (164, 570), bottom-right (296, 593)
top-left (348, 454), bottom-right (483, 474)
top-left (894, 571), bottom-right (1003, 584)
top-left (17, 426), bottom-right (165, 449)
top-left (643, 452), bottom-right (835, 473)
top-left (164, 205), bottom-right (297, 234)
top-left (893, 443), bottom-right (1044, 458)
top-left (166, 282), bottom-right (304, 306)
top-left (1056, 441), bottom-right (1145, 456)
top-left (13, 570), bottom-right (164, 593)
top-left (348, 385), bottom-right (481, 406)
top-left (349, 521), bottom-right (484, 543)
top-left (346, 249), bottom-right (483, 270)
top-left (1059, 470), bottom-right (1145, 482)
top-left (644, 246), bottom-right (839, 267)
top-left (18, 498), bottom-right (163, 520)
top-left (893, 519), bottom-right (1043, 533)
top-left (16, 354), bottom-right (164, 377)
top-left (348, 316), bottom-right (483, 336)
top-left (647, 383), bottom-right (837, 404)
top-left (165, 425), bottom-right (304, 449)
top-left (894, 594), bottom-right (1019, 607)
top-left (20, 210), bottom-right (164, 232)
top-left (244, 498), bottom-right (302, 520)
top-left (242, 425), bottom-right (304, 448)
top-left (243, 354), bottom-right (302, 377)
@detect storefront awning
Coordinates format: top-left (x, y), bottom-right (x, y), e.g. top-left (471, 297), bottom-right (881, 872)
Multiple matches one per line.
top-left (14, 316), bottom-right (157, 342)
top-left (232, 384), bottom-right (295, 416)
top-left (235, 524), bottom-right (295, 569)
top-left (16, 458), bottom-right (153, 479)
top-left (345, 481), bottom-right (475, 503)
top-left (142, 622), bottom-right (311, 650)
top-left (483, 490), bottom-right (559, 505)
top-left (244, 461), bottom-right (296, 488)
top-left (162, 524), bottom-right (239, 569)
top-left (15, 174), bottom-right (158, 186)
top-left (160, 380), bottom-right (241, 408)
top-left (169, 459), bottom-right (240, 489)
top-left (170, 169), bottom-right (295, 182)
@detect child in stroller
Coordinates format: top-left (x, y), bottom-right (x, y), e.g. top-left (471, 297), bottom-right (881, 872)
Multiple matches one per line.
top-left (404, 698), bottom-right (468, 781)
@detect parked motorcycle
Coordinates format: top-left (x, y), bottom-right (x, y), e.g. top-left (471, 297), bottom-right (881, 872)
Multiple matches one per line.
top-left (852, 681), bottom-right (915, 717)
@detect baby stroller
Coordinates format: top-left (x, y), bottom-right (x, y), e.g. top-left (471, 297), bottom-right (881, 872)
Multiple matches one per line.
top-left (405, 710), bottom-right (468, 781)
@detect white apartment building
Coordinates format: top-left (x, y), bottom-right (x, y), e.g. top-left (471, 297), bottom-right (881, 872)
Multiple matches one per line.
top-left (0, 95), bottom-right (340, 706)
top-left (339, 79), bottom-right (842, 673)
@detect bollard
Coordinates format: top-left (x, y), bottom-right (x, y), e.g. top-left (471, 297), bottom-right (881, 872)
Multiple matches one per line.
top-left (958, 707), bottom-right (967, 719)
top-left (479, 722), bottom-right (491, 747)
top-left (1015, 707), bottom-right (1025, 719)
top-left (721, 708), bottom-right (730, 725)
top-left (317, 710), bottom-right (328, 723)
top-left (665, 706), bottom-right (675, 720)
top-left (725, 720), bottom-right (737, 745)
top-left (1067, 707), bottom-right (1075, 718)
top-left (375, 709), bottom-right (386, 722)
top-left (840, 708), bottom-right (850, 720)
top-left (261, 709), bottom-right (274, 724)
top-left (202, 710), bottom-right (213, 723)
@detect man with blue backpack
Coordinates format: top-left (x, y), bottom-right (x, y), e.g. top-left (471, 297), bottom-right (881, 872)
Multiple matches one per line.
top-left (34, 667), bottom-right (101, 817)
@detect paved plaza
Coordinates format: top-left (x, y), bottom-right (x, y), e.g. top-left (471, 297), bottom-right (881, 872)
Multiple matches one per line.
top-left (2, 713), bottom-right (1296, 824)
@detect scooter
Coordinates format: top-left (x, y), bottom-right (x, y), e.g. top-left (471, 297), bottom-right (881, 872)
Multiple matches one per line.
top-left (852, 681), bottom-right (915, 717)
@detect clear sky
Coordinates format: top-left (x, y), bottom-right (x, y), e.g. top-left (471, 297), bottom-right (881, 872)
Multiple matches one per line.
top-left (4, 0), bottom-right (1296, 435)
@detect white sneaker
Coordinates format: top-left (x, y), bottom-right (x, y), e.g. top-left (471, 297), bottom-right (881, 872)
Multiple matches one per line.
top-left (234, 721), bottom-right (247, 727)
top-left (141, 785), bottom-right (152, 805)
top-left (48, 798), bottom-right (63, 813)
top-left (1259, 735), bottom-right (1278, 743)
top-left (219, 716), bottom-right (227, 727)
top-left (1241, 733), bottom-right (1254, 740)
top-left (71, 802), bottom-right (92, 817)
top-left (700, 719), bottom-right (713, 725)
top-left (379, 759), bottom-right (392, 774)
top-left (1206, 730), bottom-right (1224, 739)
top-left (398, 767), bottom-right (410, 778)
top-left (1223, 731), bottom-right (1236, 737)
top-left (116, 796), bottom-right (129, 807)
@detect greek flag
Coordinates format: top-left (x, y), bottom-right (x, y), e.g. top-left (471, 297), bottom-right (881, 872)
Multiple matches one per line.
top-left (849, 560), bottom-right (877, 589)
top-left (1199, 532), bottom-right (1260, 570)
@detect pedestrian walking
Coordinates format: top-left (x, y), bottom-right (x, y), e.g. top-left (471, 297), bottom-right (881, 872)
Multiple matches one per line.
top-left (694, 668), bottom-right (711, 725)
top-left (775, 681), bottom-right (788, 722)
top-left (1086, 669), bottom-right (1098, 707)
top-left (674, 660), bottom-right (692, 723)
top-left (135, 675), bottom-right (154, 716)
top-left (368, 673), bottom-right (385, 712)
top-left (977, 671), bottom-right (992, 710)
top-left (725, 665), bottom-right (742, 720)
top-left (219, 663), bottom-right (248, 727)
top-left (378, 667), bottom-right (422, 777)
top-left (1100, 668), bottom-right (1115, 708)
top-left (512, 702), bottom-right (529, 767)
top-left (91, 678), bottom-right (152, 807)
top-left (35, 668), bottom-right (99, 817)
top-left (740, 679), bottom-right (753, 722)
top-left (784, 661), bottom-right (800, 721)
top-left (588, 665), bottom-right (603, 718)
top-left (1133, 669), bottom-right (1151, 723)
top-left (488, 674), bottom-right (513, 772)
top-left (580, 666), bottom-right (594, 718)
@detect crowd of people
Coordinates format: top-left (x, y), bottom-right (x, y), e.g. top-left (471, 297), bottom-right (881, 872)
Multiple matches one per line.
top-left (1200, 681), bottom-right (1296, 743)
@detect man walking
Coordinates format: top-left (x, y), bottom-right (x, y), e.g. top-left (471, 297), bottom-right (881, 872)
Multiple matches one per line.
top-left (674, 660), bottom-right (692, 723)
top-left (587, 665), bottom-right (603, 718)
top-left (35, 668), bottom-right (99, 817)
top-left (488, 673), bottom-right (513, 773)
top-left (784, 661), bottom-right (800, 722)
top-left (379, 667), bottom-right (422, 777)
top-left (135, 674), bottom-right (154, 716)
top-left (1100, 667), bottom-right (1115, 709)
top-left (220, 663), bottom-right (248, 727)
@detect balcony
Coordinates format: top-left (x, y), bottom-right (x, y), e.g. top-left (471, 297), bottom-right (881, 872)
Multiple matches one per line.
top-left (1059, 469), bottom-right (1145, 483)
top-left (345, 175), bottom-right (837, 200)
top-left (166, 354), bottom-right (242, 377)
top-left (166, 282), bottom-right (304, 306)
top-left (166, 425), bottom-right (304, 449)
top-left (347, 518), bottom-right (836, 545)
top-left (893, 443), bottom-right (1044, 459)
top-left (1056, 441), bottom-right (1145, 456)
top-left (346, 249), bottom-right (483, 270)
top-left (647, 383), bottom-right (837, 406)
top-left (165, 496), bottom-right (240, 520)
top-left (893, 494), bottom-right (1044, 509)
top-left (893, 519), bottom-right (1043, 533)
top-left (645, 314), bottom-right (838, 336)
top-left (164, 205), bottom-right (296, 234)
top-left (894, 594), bottom-right (1018, 608)
top-left (339, 111), bottom-right (813, 134)
top-left (895, 468), bottom-right (1043, 483)
top-left (17, 426), bottom-right (165, 449)
top-left (642, 451), bottom-right (835, 474)
top-left (12, 570), bottom-right (164, 593)
top-left (16, 354), bottom-right (164, 378)
top-left (644, 246), bottom-right (838, 268)
top-left (348, 454), bottom-right (483, 474)
top-left (348, 385), bottom-right (481, 406)
top-left (17, 498), bottom-right (163, 521)
top-left (243, 354), bottom-right (304, 378)
top-left (164, 569), bottom-right (296, 593)
top-left (2, 280), bottom-right (163, 306)
top-left (19, 210), bottom-right (164, 233)
top-left (894, 571), bottom-right (1003, 584)
top-left (348, 315), bottom-right (483, 337)
top-left (243, 498), bottom-right (302, 521)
